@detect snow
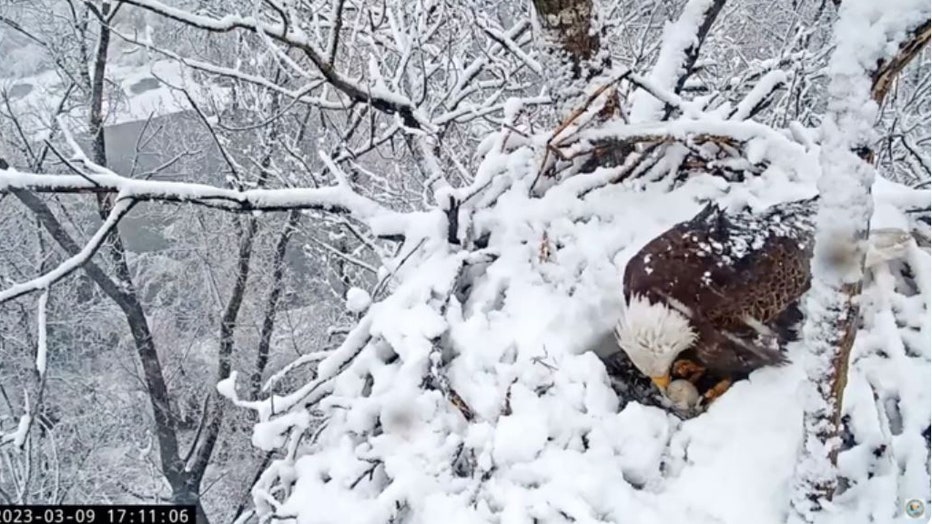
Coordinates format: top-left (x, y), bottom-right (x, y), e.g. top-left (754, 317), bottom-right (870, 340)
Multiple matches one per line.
top-left (731, 70), bottom-right (788, 121)
top-left (789, 0), bottom-right (931, 520)
top-left (629, 0), bottom-right (720, 123)
top-left (252, 410), bottom-right (311, 451)
top-left (11, 413), bottom-right (30, 449)
top-left (690, 197), bottom-right (817, 264)
top-left (35, 289), bottom-right (49, 376)
top-left (3, 95), bottom-right (926, 524)
top-left (0, 390), bottom-right (32, 449)
top-left (216, 371), bottom-right (240, 402)
top-left (346, 287), bottom-right (373, 313)
top-left (665, 359), bottom-right (806, 521)
top-left (0, 165), bottom-right (409, 242)
top-left (0, 197), bottom-right (135, 303)
top-left (0, 59), bottom-right (217, 137)
top-left (584, 118), bottom-right (808, 168)
top-left (492, 384), bottom-right (549, 465)
top-left (1, 1), bottom-right (927, 519)
top-left (230, 102), bottom-right (928, 521)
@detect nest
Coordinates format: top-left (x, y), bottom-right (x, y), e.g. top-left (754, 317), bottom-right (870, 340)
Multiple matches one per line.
top-left (600, 350), bottom-right (701, 420)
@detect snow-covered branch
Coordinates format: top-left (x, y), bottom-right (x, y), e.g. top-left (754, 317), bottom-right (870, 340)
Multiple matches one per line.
top-left (629, 0), bottom-right (727, 123)
top-left (116, 0), bottom-right (430, 129)
top-left (870, 20), bottom-right (931, 103)
top-left (35, 289), bottom-right (49, 376)
top-left (578, 115), bottom-right (807, 161)
top-left (0, 167), bottom-right (408, 238)
top-left (0, 0), bottom-right (926, 520)
top-left (0, 196), bottom-right (135, 304)
top-left (790, 0), bottom-right (931, 519)
top-left (0, 392), bottom-right (30, 450)
top-left (729, 70), bottom-right (788, 121)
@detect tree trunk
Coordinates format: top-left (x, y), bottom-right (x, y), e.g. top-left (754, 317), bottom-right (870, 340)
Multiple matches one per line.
top-left (85, 3), bottom-right (206, 518)
top-left (531, 0), bottom-right (606, 112)
top-left (531, 0), bottom-right (600, 77)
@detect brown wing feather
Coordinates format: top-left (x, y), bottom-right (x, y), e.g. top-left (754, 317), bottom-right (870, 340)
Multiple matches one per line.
top-left (623, 205), bottom-right (733, 312)
top-left (703, 236), bottom-right (812, 331)
top-left (623, 199), bottom-right (816, 376)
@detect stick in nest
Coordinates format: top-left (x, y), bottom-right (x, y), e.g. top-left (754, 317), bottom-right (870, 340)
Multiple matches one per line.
top-left (529, 70), bottom-right (632, 195)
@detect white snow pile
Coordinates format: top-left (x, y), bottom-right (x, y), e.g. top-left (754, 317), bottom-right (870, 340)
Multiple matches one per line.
top-left (215, 103), bottom-right (929, 523)
top-left (346, 287), bottom-right (373, 314)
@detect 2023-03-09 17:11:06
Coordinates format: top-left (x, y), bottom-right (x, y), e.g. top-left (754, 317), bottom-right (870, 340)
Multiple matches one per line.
top-left (0, 505), bottom-right (195, 523)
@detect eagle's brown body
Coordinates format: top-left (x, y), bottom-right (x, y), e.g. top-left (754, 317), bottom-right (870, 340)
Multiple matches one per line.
top-left (623, 197), bottom-right (817, 379)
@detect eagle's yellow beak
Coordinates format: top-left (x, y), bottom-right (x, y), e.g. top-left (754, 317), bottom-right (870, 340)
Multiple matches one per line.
top-left (651, 374), bottom-right (671, 390)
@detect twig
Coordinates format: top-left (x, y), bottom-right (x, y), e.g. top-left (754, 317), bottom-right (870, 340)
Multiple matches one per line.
top-left (0, 196), bottom-right (137, 303)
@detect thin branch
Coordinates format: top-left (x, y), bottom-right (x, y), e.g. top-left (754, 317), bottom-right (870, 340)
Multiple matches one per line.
top-left (110, 0), bottom-right (430, 129)
top-left (0, 196), bottom-right (136, 304)
top-left (306, 235), bottom-right (379, 275)
top-left (251, 210), bottom-right (300, 398)
top-left (326, 0), bottom-right (346, 65)
top-left (871, 20), bottom-right (931, 102)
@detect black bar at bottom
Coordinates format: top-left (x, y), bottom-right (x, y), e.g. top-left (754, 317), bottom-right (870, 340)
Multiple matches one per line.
top-left (0, 505), bottom-right (196, 524)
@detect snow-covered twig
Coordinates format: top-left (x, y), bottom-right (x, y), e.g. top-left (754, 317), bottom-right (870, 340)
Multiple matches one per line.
top-left (729, 70), bottom-right (788, 121)
top-left (0, 392), bottom-right (30, 450)
top-left (474, 17), bottom-right (542, 75)
top-left (629, 0), bottom-right (727, 123)
top-left (444, 20), bottom-right (531, 112)
top-left (262, 351), bottom-right (332, 394)
top-left (116, 0), bottom-right (431, 130)
top-left (35, 290), bottom-right (48, 376)
top-left (626, 72), bottom-right (694, 118)
top-left (112, 26), bottom-right (342, 109)
top-left (305, 235), bottom-right (379, 275)
top-left (0, 196), bottom-right (136, 304)
top-left (581, 118), bottom-right (806, 160)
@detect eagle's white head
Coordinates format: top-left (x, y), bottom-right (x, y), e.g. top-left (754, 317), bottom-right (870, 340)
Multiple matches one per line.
top-left (614, 294), bottom-right (697, 390)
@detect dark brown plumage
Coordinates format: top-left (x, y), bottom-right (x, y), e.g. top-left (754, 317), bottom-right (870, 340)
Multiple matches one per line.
top-left (621, 197), bottom-right (817, 383)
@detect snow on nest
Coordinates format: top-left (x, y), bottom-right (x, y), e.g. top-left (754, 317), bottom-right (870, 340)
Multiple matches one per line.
top-left (243, 133), bottom-right (928, 523)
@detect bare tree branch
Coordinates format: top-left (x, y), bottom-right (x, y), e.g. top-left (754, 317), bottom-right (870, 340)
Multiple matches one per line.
top-left (0, 194), bottom-right (135, 303)
top-left (110, 0), bottom-right (430, 129)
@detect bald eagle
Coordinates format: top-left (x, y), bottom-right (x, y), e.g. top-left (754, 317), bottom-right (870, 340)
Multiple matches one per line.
top-left (614, 197), bottom-right (817, 403)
